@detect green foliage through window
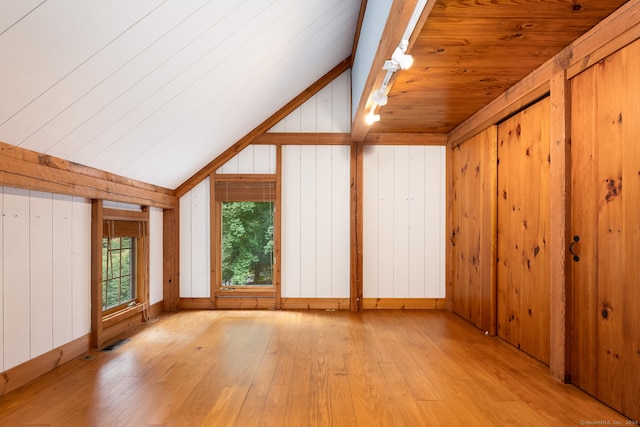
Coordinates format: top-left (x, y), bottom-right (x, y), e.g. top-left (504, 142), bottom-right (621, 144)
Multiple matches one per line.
top-left (222, 202), bottom-right (274, 286)
top-left (102, 237), bottom-right (136, 310)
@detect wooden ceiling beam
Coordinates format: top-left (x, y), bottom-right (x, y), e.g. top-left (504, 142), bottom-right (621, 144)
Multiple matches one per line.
top-left (175, 57), bottom-right (351, 198)
top-left (350, 0), bottom-right (435, 143)
top-left (0, 142), bottom-right (177, 208)
top-left (364, 132), bottom-right (446, 145)
top-left (254, 133), bottom-right (350, 145)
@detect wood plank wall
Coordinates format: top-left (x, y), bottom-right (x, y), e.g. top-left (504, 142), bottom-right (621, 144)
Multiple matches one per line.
top-left (363, 145), bottom-right (446, 301)
top-left (448, 127), bottom-right (497, 334)
top-left (0, 188), bottom-right (91, 372)
top-left (0, 188), bottom-right (165, 374)
top-left (497, 98), bottom-right (551, 364)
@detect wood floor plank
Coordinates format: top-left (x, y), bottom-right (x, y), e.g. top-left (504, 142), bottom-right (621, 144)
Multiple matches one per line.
top-left (0, 310), bottom-right (631, 426)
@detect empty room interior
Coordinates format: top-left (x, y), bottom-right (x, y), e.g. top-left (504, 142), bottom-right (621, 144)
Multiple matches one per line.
top-left (0, 0), bottom-right (639, 425)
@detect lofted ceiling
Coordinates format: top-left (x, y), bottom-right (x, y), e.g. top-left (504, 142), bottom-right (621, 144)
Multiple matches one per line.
top-left (368, 0), bottom-right (629, 134)
top-left (0, 0), bottom-right (360, 190)
top-left (0, 0), bottom-right (632, 191)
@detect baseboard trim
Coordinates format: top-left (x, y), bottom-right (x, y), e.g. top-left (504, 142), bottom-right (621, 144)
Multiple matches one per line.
top-left (362, 298), bottom-right (446, 309)
top-left (0, 334), bottom-right (91, 397)
top-left (280, 298), bottom-right (350, 310)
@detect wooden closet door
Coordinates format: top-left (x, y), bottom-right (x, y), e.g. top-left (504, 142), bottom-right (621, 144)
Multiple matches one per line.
top-left (571, 40), bottom-right (640, 421)
top-left (496, 98), bottom-right (550, 365)
top-left (449, 126), bottom-right (497, 335)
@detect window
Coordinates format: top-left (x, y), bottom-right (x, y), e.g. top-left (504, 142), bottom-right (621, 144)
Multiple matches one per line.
top-left (102, 236), bottom-right (136, 311)
top-left (221, 201), bottom-right (274, 286)
top-left (92, 200), bottom-right (149, 347)
top-left (214, 179), bottom-right (276, 291)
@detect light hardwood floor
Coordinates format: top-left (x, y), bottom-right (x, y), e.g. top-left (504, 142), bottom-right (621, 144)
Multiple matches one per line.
top-left (0, 310), bottom-right (630, 426)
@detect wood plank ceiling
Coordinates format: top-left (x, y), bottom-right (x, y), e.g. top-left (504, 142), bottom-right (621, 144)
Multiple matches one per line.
top-left (368, 0), bottom-right (629, 134)
top-left (0, 0), bottom-right (360, 190)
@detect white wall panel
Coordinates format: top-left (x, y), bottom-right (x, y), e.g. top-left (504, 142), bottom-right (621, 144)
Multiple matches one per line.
top-left (316, 85), bottom-right (333, 132)
top-left (315, 147), bottom-right (333, 297)
top-left (299, 146), bottom-right (317, 297)
top-left (285, 108), bottom-right (302, 132)
top-left (179, 190), bottom-right (192, 297)
top-left (301, 99), bottom-right (318, 131)
top-left (282, 146), bottom-right (302, 297)
top-left (30, 191), bottom-right (54, 358)
top-left (363, 146), bottom-right (446, 299)
top-left (52, 194), bottom-right (74, 348)
top-left (332, 72), bottom-right (351, 133)
top-left (377, 146), bottom-right (395, 298)
top-left (3, 187), bottom-right (31, 369)
top-left (217, 145), bottom-right (276, 175)
top-left (393, 148), bottom-right (410, 298)
top-left (409, 148), bottom-right (426, 298)
top-left (281, 145), bottom-right (350, 298)
top-left (179, 177), bottom-right (210, 298)
top-left (269, 70), bottom-right (351, 133)
top-left (72, 197), bottom-right (91, 340)
top-left (149, 207), bottom-right (164, 305)
top-left (331, 146), bottom-right (351, 298)
top-left (363, 146), bottom-right (379, 298)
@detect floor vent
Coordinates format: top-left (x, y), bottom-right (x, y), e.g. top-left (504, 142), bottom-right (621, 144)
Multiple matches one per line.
top-left (101, 339), bottom-right (130, 352)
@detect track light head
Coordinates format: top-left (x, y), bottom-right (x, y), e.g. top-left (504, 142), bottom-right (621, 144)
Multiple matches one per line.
top-left (391, 46), bottom-right (413, 70)
top-left (372, 88), bottom-right (388, 106)
top-left (365, 111), bottom-right (380, 125)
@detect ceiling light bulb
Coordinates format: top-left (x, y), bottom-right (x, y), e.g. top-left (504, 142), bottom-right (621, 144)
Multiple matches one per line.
top-left (391, 47), bottom-right (413, 70)
top-left (365, 111), bottom-right (380, 125)
top-left (372, 88), bottom-right (388, 106)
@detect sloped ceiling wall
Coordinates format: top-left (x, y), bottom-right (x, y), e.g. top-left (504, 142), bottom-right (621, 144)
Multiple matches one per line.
top-left (0, 0), bottom-right (360, 189)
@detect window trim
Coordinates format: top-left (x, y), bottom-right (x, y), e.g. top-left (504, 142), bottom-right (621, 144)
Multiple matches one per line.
top-left (91, 201), bottom-right (149, 348)
top-left (212, 174), bottom-right (279, 304)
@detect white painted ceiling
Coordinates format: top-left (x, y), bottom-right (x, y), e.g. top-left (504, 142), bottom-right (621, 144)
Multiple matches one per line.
top-left (0, 0), bottom-right (360, 189)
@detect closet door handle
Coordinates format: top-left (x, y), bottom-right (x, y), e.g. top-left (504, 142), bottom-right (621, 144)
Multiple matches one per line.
top-left (569, 235), bottom-right (580, 262)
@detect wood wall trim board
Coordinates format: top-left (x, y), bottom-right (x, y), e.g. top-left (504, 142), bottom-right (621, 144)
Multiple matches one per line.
top-left (90, 200), bottom-right (104, 348)
top-left (0, 142), bottom-right (177, 208)
top-left (565, 1), bottom-right (640, 78)
top-left (274, 145), bottom-right (283, 310)
top-left (0, 334), bottom-right (90, 397)
top-left (178, 298), bottom-right (215, 310)
top-left (549, 70), bottom-right (572, 383)
top-left (209, 172), bottom-right (218, 310)
top-left (255, 133), bottom-right (351, 145)
top-left (103, 208), bottom-right (149, 222)
top-left (351, 0), bottom-right (368, 66)
top-left (364, 133), bottom-right (447, 145)
top-left (448, 0), bottom-right (640, 148)
top-left (148, 301), bottom-right (164, 319)
top-left (362, 298), bottom-right (446, 310)
top-left (445, 145), bottom-right (454, 312)
top-left (101, 314), bottom-right (144, 345)
top-left (213, 174), bottom-right (276, 182)
top-left (101, 303), bottom-right (145, 329)
top-left (280, 298), bottom-right (350, 310)
top-left (175, 58), bottom-right (351, 198)
top-left (163, 208), bottom-right (180, 312)
top-left (214, 297), bottom-right (276, 310)
top-left (350, 141), bottom-right (364, 312)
